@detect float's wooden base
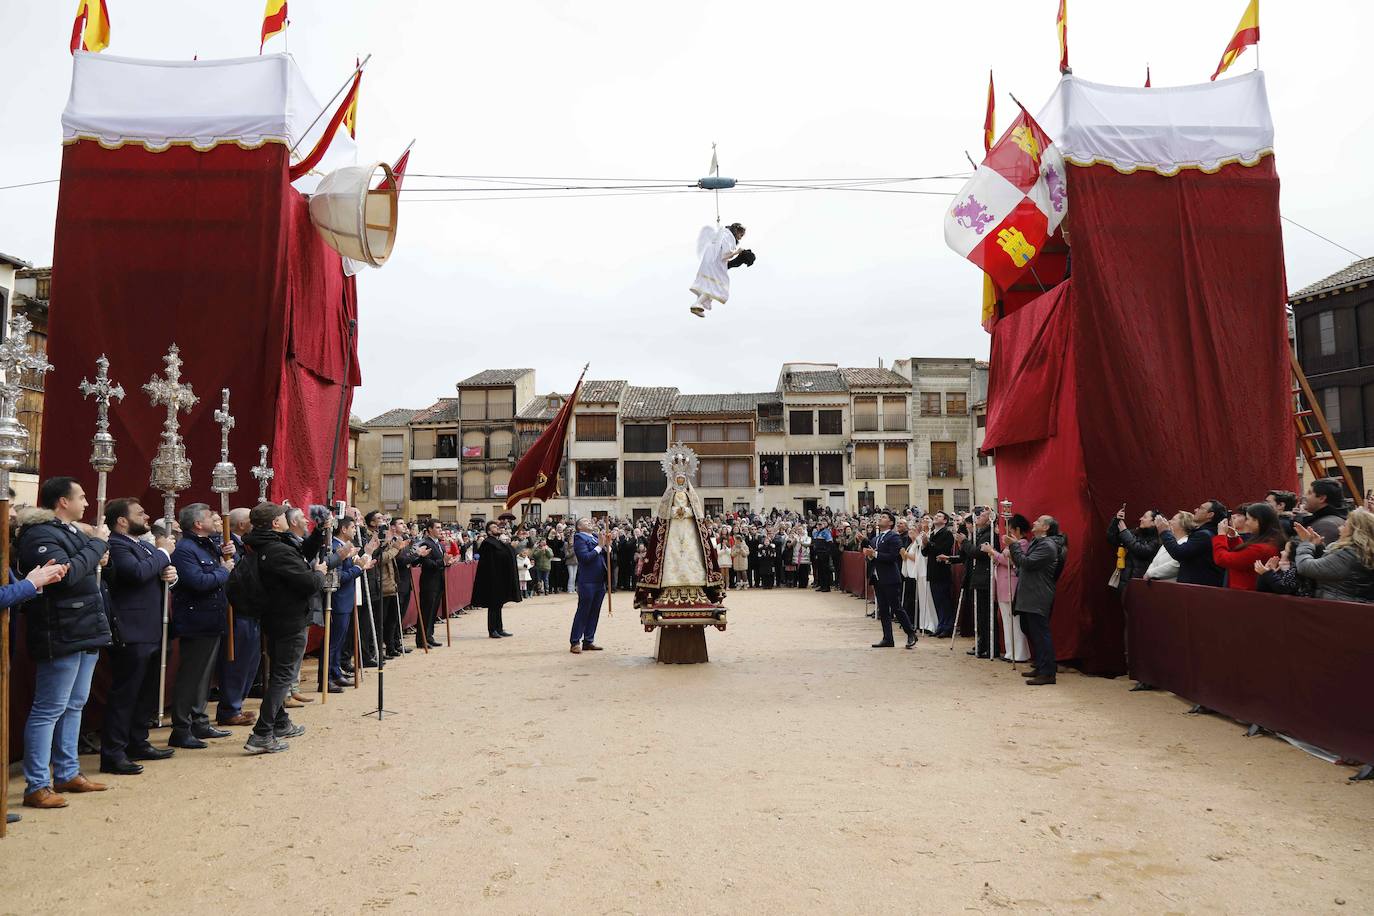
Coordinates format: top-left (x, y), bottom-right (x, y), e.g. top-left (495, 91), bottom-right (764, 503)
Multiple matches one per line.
top-left (654, 625), bottom-right (709, 664)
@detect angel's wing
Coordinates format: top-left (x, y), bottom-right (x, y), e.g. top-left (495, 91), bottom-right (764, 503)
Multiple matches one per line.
top-left (696, 225), bottom-right (718, 257)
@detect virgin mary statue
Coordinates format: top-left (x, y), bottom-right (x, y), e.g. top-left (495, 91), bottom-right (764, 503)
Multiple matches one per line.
top-left (634, 444), bottom-right (726, 611)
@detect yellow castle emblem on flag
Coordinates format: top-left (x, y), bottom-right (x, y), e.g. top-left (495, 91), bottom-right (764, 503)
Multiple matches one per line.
top-left (1011, 125), bottom-right (1040, 163)
top-left (996, 227), bottom-right (1037, 266)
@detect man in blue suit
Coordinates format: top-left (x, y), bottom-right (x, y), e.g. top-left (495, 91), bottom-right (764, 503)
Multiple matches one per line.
top-left (101, 498), bottom-right (179, 774)
top-left (864, 512), bottom-right (917, 649)
top-left (569, 518), bottom-right (608, 654)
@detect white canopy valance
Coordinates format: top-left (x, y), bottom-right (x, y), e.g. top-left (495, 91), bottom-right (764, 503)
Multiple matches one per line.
top-left (62, 51), bottom-right (356, 185)
top-left (1035, 71), bottom-right (1274, 176)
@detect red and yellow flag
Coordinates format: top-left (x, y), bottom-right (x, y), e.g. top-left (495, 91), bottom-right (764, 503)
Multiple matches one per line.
top-left (343, 58), bottom-right (360, 138)
top-left (1211, 0), bottom-right (1259, 81)
top-left (1056, 0), bottom-right (1069, 73)
top-left (70, 0), bottom-right (110, 54)
top-left (260, 0), bottom-right (288, 53)
top-left (980, 70), bottom-right (998, 330)
top-left (983, 71), bottom-right (995, 153)
top-left (288, 69), bottom-right (360, 180)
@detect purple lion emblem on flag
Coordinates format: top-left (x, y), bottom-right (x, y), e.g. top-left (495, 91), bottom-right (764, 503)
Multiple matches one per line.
top-left (953, 195), bottom-right (994, 235)
top-left (1045, 165), bottom-right (1066, 213)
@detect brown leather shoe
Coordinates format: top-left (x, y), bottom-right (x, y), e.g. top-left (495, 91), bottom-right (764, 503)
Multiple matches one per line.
top-left (291, 692), bottom-right (315, 703)
top-left (569, 644), bottom-right (582, 654)
top-left (52, 774), bottom-right (108, 793)
top-left (283, 695), bottom-right (305, 709)
top-left (217, 712), bottom-right (256, 727)
top-left (23, 787), bottom-right (68, 809)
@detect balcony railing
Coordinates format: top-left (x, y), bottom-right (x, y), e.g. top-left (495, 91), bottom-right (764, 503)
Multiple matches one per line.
top-left (884, 463), bottom-right (908, 479)
top-left (929, 459), bottom-right (965, 478)
top-left (757, 417), bottom-right (784, 433)
top-left (1301, 350), bottom-right (1358, 376)
top-left (461, 486), bottom-right (489, 500)
top-left (853, 416), bottom-right (879, 432)
top-left (381, 450), bottom-right (405, 462)
top-left (882, 417), bottom-right (908, 432)
top-left (852, 464), bottom-right (880, 480)
top-left (576, 481), bottom-right (617, 498)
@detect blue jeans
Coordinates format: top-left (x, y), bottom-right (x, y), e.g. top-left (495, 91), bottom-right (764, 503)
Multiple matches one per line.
top-left (570, 582), bottom-right (606, 646)
top-left (217, 616), bottom-right (262, 721)
top-left (24, 650), bottom-right (99, 794)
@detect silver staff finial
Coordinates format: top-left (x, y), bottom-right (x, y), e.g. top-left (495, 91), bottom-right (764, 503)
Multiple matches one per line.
top-left (0, 314), bottom-right (53, 493)
top-left (143, 344), bottom-right (197, 503)
top-left (79, 354), bottom-right (125, 475)
top-left (250, 443), bottom-right (275, 503)
top-left (211, 388), bottom-right (238, 499)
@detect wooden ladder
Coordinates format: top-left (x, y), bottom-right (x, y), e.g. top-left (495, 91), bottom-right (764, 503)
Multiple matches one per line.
top-left (1290, 349), bottom-right (1360, 499)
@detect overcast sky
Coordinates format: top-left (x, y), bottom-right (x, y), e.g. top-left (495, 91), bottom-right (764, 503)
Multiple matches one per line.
top-left (3, 1), bottom-right (1371, 421)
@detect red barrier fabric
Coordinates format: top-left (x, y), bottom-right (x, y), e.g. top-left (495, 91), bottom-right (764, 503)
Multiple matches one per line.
top-left (404, 563), bottom-right (477, 627)
top-left (838, 551), bottom-right (872, 600)
top-left (42, 140), bottom-right (357, 514)
top-left (1126, 579), bottom-right (1374, 765)
top-left (983, 160), bottom-right (1293, 675)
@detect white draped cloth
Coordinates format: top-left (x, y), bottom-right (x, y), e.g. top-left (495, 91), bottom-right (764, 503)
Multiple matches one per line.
top-left (913, 533), bottom-right (938, 633)
top-left (690, 226), bottom-right (740, 306)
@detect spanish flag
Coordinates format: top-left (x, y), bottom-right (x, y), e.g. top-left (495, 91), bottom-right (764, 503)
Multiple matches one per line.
top-left (70, 0), bottom-right (110, 54)
top-left (288, 68), bottom-right (361, 181)
top-left (1056, 0), bottom-right (1069, 73)
top-left (343, 58), bottom-right (360, 139)
top-left (980, 70), bottom-right (998, 331)
top-left (983, 70), bottom-right (995, 154)
top-left (260, 0), bottom-right (288, 53)
top-left (1211, 0), bottom-right (1259, 81)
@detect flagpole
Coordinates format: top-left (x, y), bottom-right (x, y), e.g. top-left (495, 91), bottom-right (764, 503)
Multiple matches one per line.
top-left (288, 54), bottom-right (371, 160)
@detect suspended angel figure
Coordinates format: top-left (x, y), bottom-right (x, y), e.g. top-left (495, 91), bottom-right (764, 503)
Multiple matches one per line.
top-left (689, 222), bottom-right (755, 317)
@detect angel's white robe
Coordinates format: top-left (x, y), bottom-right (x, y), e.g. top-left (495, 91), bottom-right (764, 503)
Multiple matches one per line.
top-left (689, 227), bottom-right (740, 308)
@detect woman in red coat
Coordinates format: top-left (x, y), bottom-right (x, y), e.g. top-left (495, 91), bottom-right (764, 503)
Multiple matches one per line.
top-left (1212, 502), bottom-right (1285, 590)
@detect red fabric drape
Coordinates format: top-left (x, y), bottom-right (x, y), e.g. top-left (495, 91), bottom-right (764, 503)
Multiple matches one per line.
top-left (42, 140), bottom-right (357, 515)
top-left (983, 159), bottom-right (1293, 675)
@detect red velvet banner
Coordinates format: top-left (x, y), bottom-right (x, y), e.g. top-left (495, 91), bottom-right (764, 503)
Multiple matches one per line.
top-left (42, 140), bottom-right (359, 515)
top-left (983, 160), bottom-right (1293, 675)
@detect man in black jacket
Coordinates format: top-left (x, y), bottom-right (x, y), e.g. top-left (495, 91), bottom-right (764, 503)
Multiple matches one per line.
top-left (17, 477), bottom-right (112, 809)
top-left (100, 497), bottom-right (178, 776)
top-left (243, 503), bottom-right (325, 754)
top-left (1156, 500), bottom-right (1226, 587)
top-left (1299, 478), bottom-right (1348, 544)
top-left (473, 520), bottom-right (521, 638)
top-left (865, 512), bottom-right (917, 649)
top-left (958, 509), bottom-right (995, 658)
top-left (414, 520), bottom-right (445, 648)
top-left (923, 512), bottom-right (957, 637)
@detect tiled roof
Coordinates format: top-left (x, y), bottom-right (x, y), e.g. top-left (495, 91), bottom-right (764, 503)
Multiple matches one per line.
top-left (782, 370), bottom-right (847, 393)
top-left (840, 367), bottom-right (910, 389)
top-left (1291, 257), bottom-right (1374, 300)
top-left (621, 386), bottom-right (679, 419)
top-left (411, 398), bottom-right (461, 424)
top-left (672, 392), bottom-right (775, 415)
top-left (456, 368), bottom-right (534, 387)
top-left (578, 379), bottom-right (627, 403)
top-left (365, 407), bottom-right (422, 428)
top-left (0, 251), bottom-right (32, 269)
top-left (517, 392), bottom-right (568, 422)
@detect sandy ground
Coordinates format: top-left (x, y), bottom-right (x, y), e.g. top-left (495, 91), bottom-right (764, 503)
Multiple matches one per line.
top-left (2, 587), bottom-right (1371, 915)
